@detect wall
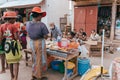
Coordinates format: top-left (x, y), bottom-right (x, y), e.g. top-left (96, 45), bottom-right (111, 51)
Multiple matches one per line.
top-left (45, 0), bottom-right (69, 29)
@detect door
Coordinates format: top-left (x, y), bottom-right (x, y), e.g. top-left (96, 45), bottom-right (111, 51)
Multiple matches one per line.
top-left (85, 6), bottom-right (98, 36)
top-left (74, 23), bottom-right (85, 32)
top-left (86, 6), bottom-right (98, 24)
top-left (85, 24), bottom-right (97, 36)
top-left (74, 7), bottom-right (86, 24)
top-left (74, 7), bottom-right (86, 31)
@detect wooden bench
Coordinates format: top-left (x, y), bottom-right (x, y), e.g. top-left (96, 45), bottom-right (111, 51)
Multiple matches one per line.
top-left (89, 42), bottom-right (102, 57)
top-left (23, 49), bottom-right (33, 66)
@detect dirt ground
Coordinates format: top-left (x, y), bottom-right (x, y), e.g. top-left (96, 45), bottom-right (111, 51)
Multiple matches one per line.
top-left (0, 42), bottom-right (120, 80)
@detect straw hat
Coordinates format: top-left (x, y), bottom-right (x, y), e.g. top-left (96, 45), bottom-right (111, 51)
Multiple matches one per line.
top-left (3, 11), bottom-right (17, 18)
top-left (32, 7), bottom-right (46, 17)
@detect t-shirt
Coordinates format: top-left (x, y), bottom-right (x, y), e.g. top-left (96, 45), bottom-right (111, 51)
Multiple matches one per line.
top-left (26, 21), bottom-right (49, 40)
top-left (0, 23), bottom-right (18, 39)
top-left (78, 45), bottom-right (89, 58)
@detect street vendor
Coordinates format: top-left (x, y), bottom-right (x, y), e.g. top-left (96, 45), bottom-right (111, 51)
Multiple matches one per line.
top-left (26, 7), bottom-right (49, 80)
top-left (49, 22), bottom-right (62, 41)
top-left (68, 31), bottom-right (79, 49)
top-left (0, 11), bottom-right (22, 80)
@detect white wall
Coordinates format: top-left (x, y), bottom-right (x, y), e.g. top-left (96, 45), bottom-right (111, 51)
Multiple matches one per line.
top-left (46, 0), bottom-right (69, 29)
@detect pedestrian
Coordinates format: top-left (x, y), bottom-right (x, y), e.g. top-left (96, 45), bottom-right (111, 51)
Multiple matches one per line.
top-left (26, 7), bottom-right (49, 80)
top-left (14, 16), bottom-right (27, 49)
top-left (0, 18), bottom-right (6, 74)
top-left (0, 11), bottom-right (22, 80)
top-left (49, 22), bottom-right (62, 41)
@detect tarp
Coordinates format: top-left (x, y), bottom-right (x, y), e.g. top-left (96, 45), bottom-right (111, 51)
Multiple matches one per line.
top-left (0, 0), bottom-right (43, 8)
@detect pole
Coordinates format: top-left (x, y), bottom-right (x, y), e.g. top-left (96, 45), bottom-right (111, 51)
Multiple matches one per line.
top-left (101, 29), bottom-right (105, 79)
top-left (110, 0), bottom-right (117, 40)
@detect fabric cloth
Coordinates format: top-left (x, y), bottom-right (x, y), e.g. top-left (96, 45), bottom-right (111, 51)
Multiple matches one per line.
top-left (112, 58), bottom-right (120, 80)
top-left (51, 26), bottom-right (61, 39)
top-left (26, 21), bottom-right (49, 40)
top-left (30, 39), bottom-right (47, 78)
top-left (78, 45), bottom-right (89, 58)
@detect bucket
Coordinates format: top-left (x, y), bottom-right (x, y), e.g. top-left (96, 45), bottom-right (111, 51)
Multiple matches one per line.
top-left (78, 58), bottom-right (91, 76)
top-left (51, 60), bottom-right (61, 71)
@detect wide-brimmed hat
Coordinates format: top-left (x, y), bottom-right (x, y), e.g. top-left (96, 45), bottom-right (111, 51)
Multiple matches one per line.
top-left (32, 7), bottom-right (46, 17)
top-left (3, 11), bottom-right (17, 18)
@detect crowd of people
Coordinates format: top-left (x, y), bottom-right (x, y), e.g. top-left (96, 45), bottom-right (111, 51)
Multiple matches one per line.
top-left (0, 6), bottom-right (101, 80)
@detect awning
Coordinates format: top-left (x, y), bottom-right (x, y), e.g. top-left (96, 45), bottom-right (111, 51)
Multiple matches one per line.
top-left (0, 0), bottom-right (43, 8)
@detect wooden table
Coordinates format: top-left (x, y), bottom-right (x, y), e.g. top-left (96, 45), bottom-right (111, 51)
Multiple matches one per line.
top-left (47, 50), bottom-right (79, 80)
top-left (23, 49), bottom-right (79, 80)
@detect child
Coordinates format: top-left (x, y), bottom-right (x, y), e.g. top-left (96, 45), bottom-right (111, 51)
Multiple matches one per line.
top-left (78, 40), bottom-right (89, 58)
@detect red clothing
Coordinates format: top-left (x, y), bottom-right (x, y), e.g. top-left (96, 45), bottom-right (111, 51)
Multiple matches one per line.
top-left (0, 23), bottom-right (18, 39)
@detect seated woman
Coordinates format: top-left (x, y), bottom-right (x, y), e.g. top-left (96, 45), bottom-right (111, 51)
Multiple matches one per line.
top-left (90, 29), bottom-right (100, 41)
top-left (79, 28), bottom-right (87, 41)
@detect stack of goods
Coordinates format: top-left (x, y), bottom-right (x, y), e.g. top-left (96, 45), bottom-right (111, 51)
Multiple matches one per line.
top-left (46, 40), bottom-right (78, 58)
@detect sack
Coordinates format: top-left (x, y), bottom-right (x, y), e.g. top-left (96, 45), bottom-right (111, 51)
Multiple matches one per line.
top-left (4, 40), bottom-right (19, 56)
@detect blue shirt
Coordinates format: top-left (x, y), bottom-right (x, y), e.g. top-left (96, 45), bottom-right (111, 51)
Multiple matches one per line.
top-left (51, 26), bottom-right (62, 39)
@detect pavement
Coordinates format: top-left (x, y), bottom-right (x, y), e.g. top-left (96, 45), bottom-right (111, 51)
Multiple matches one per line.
top-left (0, 43), bottom-right (120, 80)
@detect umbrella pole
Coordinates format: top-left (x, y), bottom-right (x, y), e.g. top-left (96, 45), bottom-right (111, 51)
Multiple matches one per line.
top-left (101, 29), bottom-right (105, 80)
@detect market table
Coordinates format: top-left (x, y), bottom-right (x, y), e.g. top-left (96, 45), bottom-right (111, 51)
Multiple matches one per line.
top-left (23, 48), bottom-right (79, 80)
top-left (47, 49), bottom-right (79, 80)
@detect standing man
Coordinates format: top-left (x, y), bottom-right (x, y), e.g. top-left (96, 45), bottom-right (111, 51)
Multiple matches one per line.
top-left (49, 22), bottom-right (62, 41)
top-left (26, 7), bottom-right (49, 80)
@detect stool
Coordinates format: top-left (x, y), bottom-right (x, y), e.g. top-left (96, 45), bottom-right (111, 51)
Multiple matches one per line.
top-left (23, 49), bottom-right (33, 66)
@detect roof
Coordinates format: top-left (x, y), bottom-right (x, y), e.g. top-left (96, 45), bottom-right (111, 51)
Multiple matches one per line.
top-left (0, 0), bottom-right (43, 8)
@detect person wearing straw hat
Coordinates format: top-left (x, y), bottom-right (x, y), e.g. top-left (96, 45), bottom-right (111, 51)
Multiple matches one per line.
top-left (0, 11), bottom-right (22, 80)
top-left (26, 7), bottom-right (49, 80)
